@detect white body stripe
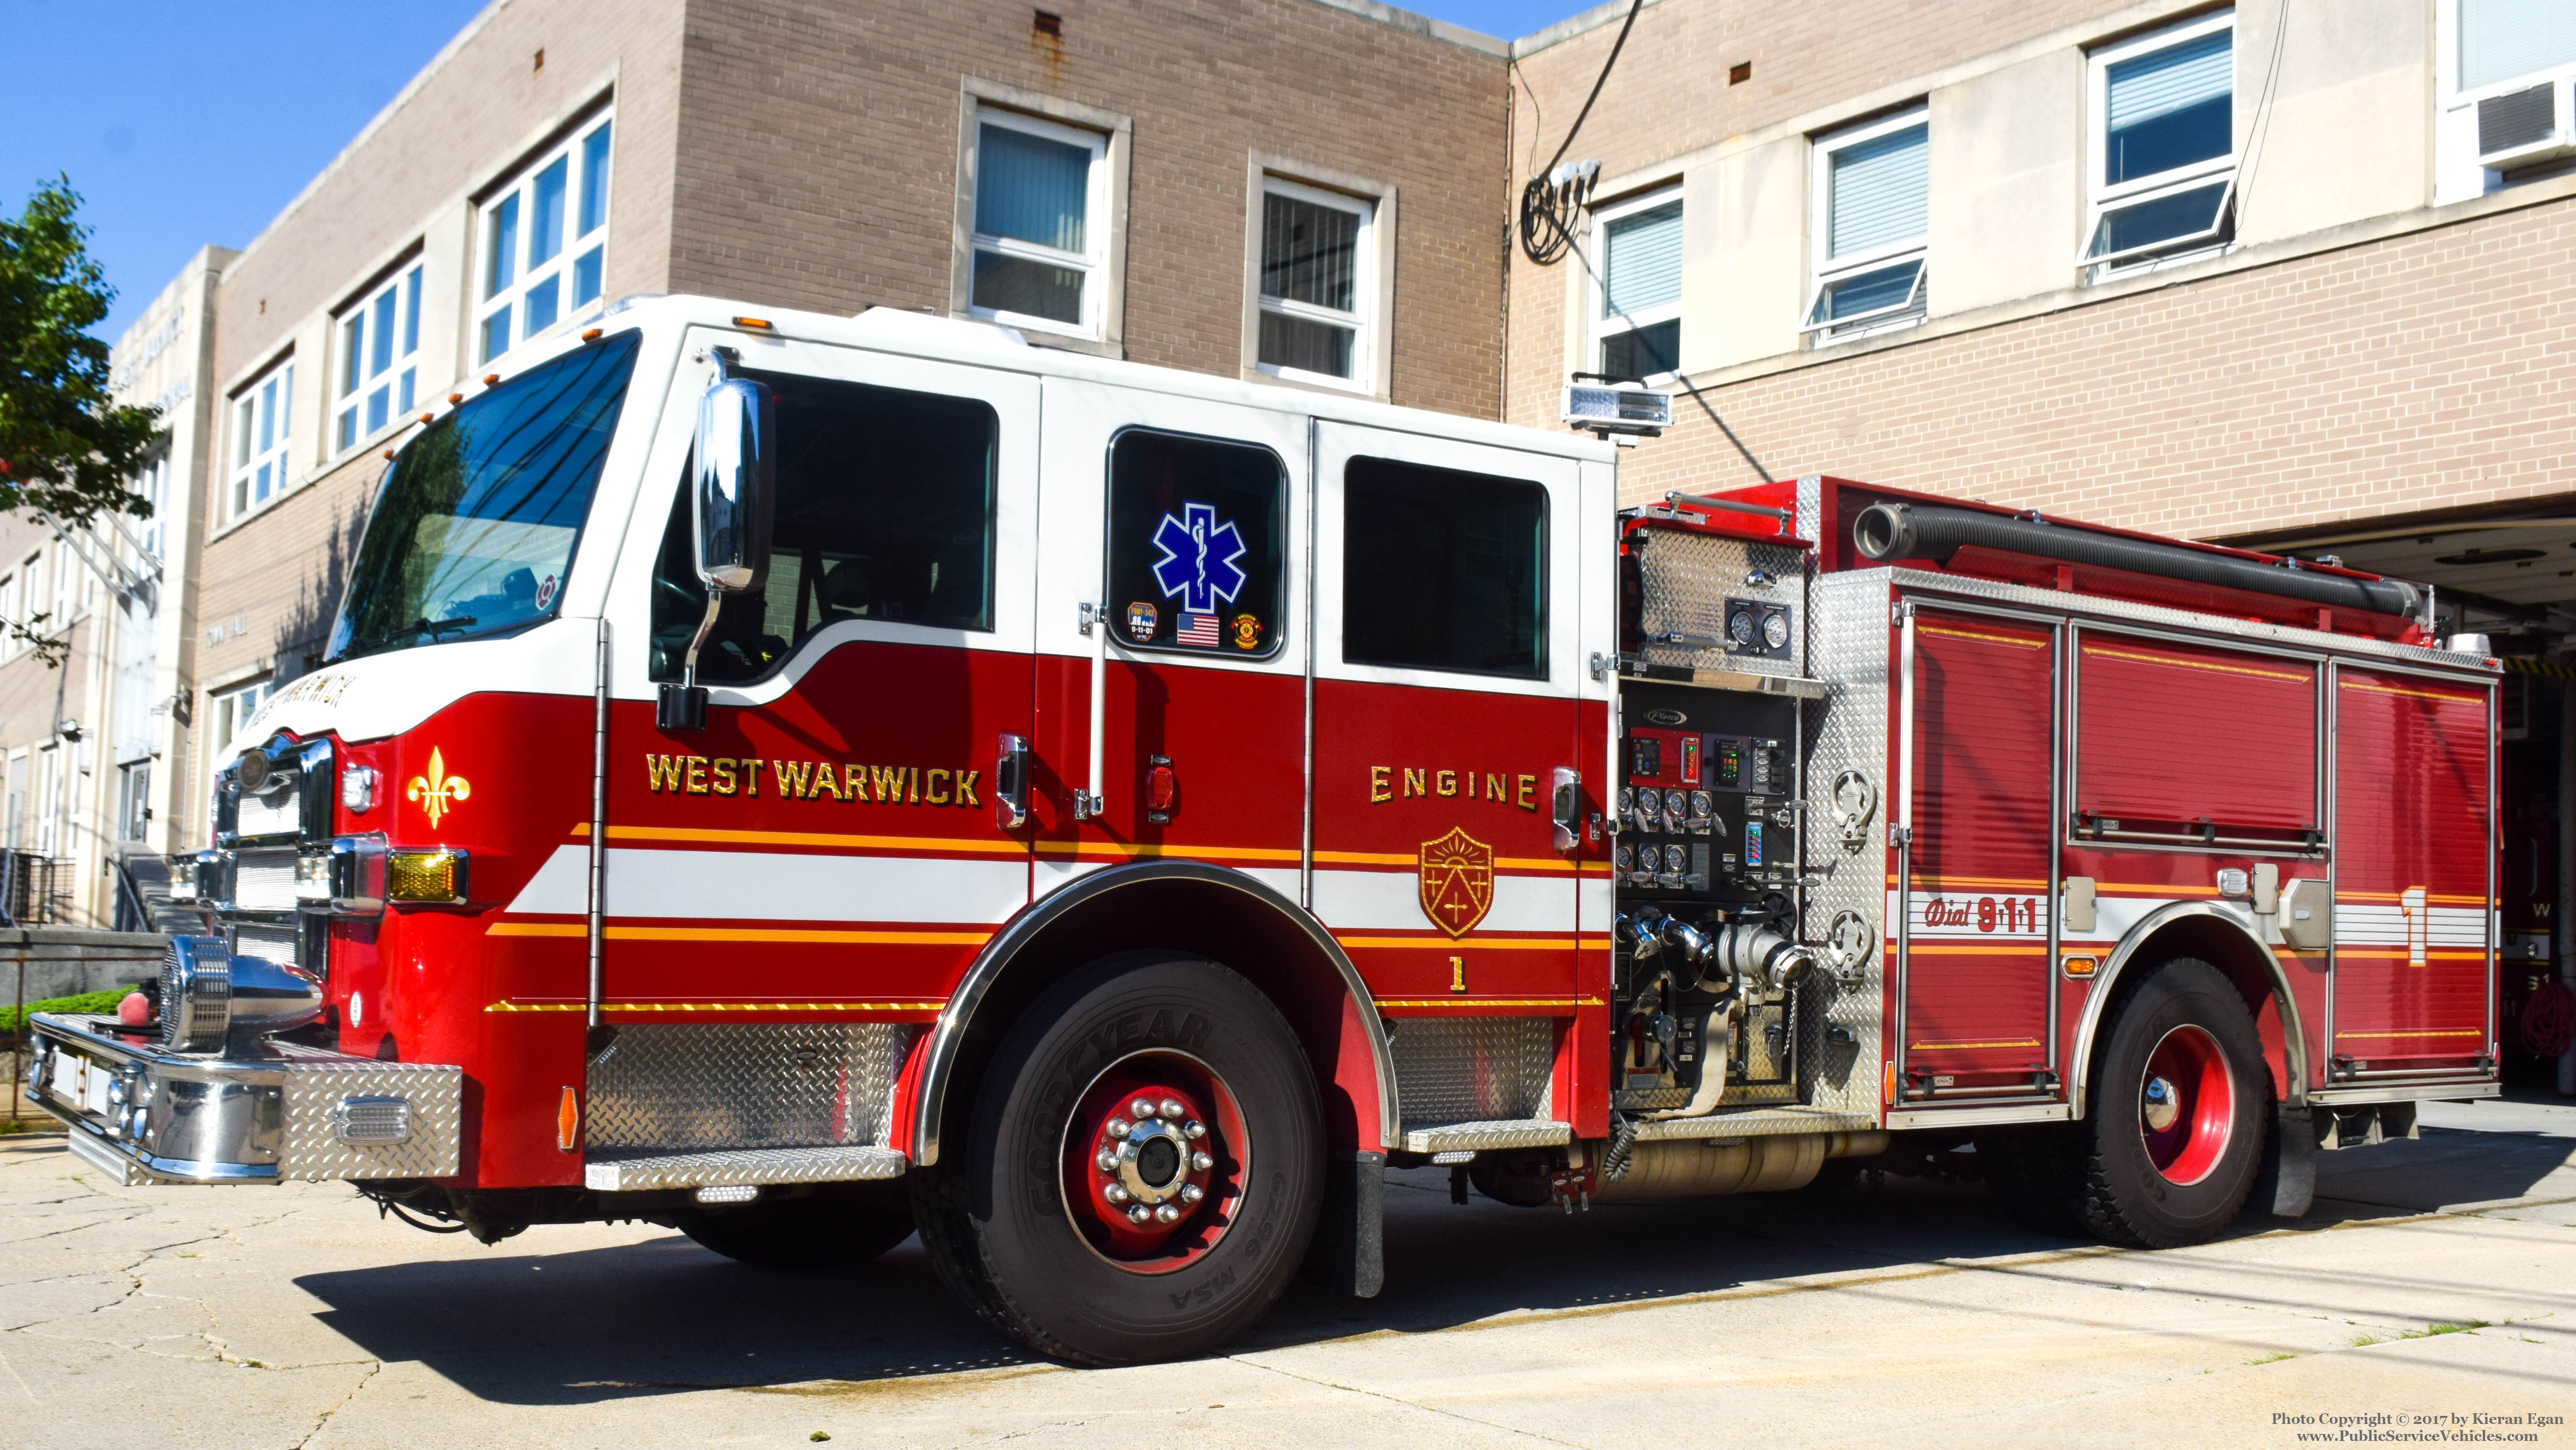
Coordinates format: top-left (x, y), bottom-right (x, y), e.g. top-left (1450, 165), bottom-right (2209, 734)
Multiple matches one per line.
top-left (506, 845), bottom-right (1026, 925)
top-left (2334, 904), bottom-right (2487, 948)
top-left (1311, 868), bottom-right (1574, 934)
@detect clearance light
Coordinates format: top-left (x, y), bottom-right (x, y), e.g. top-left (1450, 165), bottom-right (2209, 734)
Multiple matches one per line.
top-left (385, 847), bottom-right (469, 905)
top-left (731, 316), bottom-right (773, 330)
top-left (580, 328), bottom-right (602, 341)
top-left (694, 1184), bottom-right (759, 1204)
top-left (557, 1086), bottom-right (580, 1152)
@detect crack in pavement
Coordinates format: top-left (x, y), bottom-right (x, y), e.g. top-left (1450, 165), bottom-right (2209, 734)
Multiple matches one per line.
top-left (1230, 1354), bottom-right (1590, 1446)
top-left (294, 1358), bottom-right (382, 1450)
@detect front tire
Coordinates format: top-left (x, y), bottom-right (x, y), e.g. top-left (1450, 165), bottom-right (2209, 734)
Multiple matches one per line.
top-left (2071, 957), bottom-right (2268, 1247)
top-left (912, 954), bottom-right (1324, 1365)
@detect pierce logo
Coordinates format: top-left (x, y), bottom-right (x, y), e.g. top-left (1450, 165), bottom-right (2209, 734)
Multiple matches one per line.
top-left (407, 747), bottom-right (471, 828)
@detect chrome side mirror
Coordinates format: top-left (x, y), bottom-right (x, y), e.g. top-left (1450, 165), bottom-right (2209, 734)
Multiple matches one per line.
top-left (659, 346), bottom-right (775, 733)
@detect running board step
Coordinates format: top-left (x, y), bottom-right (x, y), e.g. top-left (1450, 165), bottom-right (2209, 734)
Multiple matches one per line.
top-left (583, 1144), bottom-right (907, 1193)
top-left (1401, 1120), bottom-right (1571, 1154)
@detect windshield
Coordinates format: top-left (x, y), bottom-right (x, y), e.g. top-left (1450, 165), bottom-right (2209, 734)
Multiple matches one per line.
top-left (328, 330), bottom-right (642, 661)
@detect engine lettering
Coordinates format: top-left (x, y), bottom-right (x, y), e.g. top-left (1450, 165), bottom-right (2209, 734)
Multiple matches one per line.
top-left (1369, 765), bottom-right (1541, 811)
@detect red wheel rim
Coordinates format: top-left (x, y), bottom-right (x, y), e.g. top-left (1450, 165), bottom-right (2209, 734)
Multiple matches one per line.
top-left (1058, 1050), bottom-right (1246, 1275)
top-left (2139, 1024), bottom-right (2234, 1187)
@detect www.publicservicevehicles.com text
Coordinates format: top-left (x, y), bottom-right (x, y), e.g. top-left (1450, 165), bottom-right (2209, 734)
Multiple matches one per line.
top-left (2275, 1410), bottom-right (2564, 1442)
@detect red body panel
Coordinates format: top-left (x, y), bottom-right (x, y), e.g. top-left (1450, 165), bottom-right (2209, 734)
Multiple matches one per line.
top-left (2076, 638), bottom-right (2318, 839)
top-left (1901, 611), bottom-right (2057, 1088)
top-left (2332, 669), bottom-right (2495, 1072)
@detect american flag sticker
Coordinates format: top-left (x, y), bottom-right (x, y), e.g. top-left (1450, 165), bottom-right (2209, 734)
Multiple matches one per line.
top-left (1176, 613), bottom-right (1221, 648)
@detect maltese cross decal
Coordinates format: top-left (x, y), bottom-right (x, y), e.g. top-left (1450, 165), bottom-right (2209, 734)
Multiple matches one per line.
top-left (1148, 502), bottom-right (1248, 615)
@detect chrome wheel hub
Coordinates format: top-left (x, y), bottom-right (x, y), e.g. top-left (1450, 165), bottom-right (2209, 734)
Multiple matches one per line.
top-left (2141, 1074), bottom-right (2180, 1134)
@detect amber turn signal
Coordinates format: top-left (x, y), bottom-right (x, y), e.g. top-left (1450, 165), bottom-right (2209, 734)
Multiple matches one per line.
top-left (384, 847), bottom-right (469, 905)
top-left (558, 1087), bottom-right (580, 1152)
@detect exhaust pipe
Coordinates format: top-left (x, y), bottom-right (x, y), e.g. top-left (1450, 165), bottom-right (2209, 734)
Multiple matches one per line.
top-left (1852, 501), bottom-right (2424, 621)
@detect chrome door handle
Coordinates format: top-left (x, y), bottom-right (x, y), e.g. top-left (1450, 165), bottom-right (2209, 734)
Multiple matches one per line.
top-left (995, 733), bottom-right (1029, 832)
top-left (1550, 766), bottom-right (1582, 853)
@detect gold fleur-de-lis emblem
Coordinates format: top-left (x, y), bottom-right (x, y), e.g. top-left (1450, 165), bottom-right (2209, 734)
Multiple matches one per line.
top-left (407, 747), bottom-right (470, 828)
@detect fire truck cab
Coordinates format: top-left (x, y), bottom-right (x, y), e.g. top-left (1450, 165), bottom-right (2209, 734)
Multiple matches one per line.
top-left (26, 295), bottom-right (2501, 1366)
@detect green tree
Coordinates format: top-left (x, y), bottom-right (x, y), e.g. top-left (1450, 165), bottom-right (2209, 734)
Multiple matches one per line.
top-left (0, 177), bottom-right (160, 664)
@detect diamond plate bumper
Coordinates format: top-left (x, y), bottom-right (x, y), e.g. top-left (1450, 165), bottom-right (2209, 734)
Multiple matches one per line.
top-left (26, 1013), bottom-right (461, 1185)
top-left (583, 1144), bottom-right (908, 1192)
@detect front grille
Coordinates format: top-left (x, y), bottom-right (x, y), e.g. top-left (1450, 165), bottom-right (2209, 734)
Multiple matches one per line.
top-left (237, 786), bottom-right (299, 839)
top-left (233, 848), bottom-right (296, 912)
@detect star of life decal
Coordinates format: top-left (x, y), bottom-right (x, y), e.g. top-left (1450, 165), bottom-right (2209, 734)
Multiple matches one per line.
top-left (1148, 502), bottom-right (1248, 615)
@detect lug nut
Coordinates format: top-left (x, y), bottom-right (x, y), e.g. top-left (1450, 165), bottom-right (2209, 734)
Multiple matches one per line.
top-left (1127, 1205), bottom-right (1152, 1225)
top-left (1095, 1149), bottom-right (1119, 1173)
top-left (1104, 1184), bottom-right (1131, 1205)
top-left (1154, 1204), bottom-right (1181, 1224)
top-left (1190, 1151), bottom-right (1213, 1172)
top-left (1131, 1098), bottom-right (1157, 1119)
top-left (1183, 1120), bottom-right (1206, 1140)
top-left (1180, 1184), bottom-right (1204, 1204)
top-left (1106, 1118), bottom-right (1131, 1139)
top-left (1159, 1098), bottom-right (1185, 1120)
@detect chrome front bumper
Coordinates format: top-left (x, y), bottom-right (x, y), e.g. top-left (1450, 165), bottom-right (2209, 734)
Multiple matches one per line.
top-left (26, 1013), bottom-right (462, 1186)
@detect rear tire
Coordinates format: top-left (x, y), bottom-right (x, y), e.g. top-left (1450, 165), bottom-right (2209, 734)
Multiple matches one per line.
top-left (2071, 957), bottom-right (2268, 1247)
top-left (911, 953), bottom-right (1324, 1365)
top-left (674, 1188), bottom-right (914, 1269)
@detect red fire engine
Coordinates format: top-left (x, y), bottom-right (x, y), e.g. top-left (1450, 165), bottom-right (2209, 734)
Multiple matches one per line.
top-left (27, 297), bottom-right (2500, 1365)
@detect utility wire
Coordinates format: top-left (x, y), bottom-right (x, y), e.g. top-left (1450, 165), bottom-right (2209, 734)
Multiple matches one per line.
top-left (1517, 0), bottom-right (1646, 264)
top-left (1560, 229), bottom-right (1775, 484)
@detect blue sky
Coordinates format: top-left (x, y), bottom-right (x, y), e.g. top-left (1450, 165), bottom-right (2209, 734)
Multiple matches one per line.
top-left (1, 0), bottom-right (1586, 346)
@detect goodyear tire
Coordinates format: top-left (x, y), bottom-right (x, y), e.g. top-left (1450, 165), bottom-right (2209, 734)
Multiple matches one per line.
top-left (2072, 957), bottom-right (2269, 1247)
top-left (911, 953), bottom-right (1324, 1365)
top-left (674, 1187), bottom-right (914, 1269)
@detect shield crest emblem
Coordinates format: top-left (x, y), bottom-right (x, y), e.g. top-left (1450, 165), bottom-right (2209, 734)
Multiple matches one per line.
top-left (1417, 827), bottom-right (1495, 938)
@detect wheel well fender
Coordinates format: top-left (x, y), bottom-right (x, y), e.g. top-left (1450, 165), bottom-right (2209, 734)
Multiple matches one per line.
top-left (2068, 902), bottom-right (2308, 1117)
top-left (908, 861), bottom-right (1396, 1166)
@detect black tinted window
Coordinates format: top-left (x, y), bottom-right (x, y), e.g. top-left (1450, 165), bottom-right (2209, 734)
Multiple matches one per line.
top-left (1343, 456), bottom-right (1547, 679)
top-left (1104, 430), bottom-right (1286, 657)
top-left (651, 371), bottom-right (997, 681)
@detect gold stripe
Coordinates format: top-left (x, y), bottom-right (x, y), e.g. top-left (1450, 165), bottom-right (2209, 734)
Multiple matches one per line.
top-left (1374, 997), bottom-right (1600, 1009)
top-left (1039, 840), bottom-right (1302, 862)
top-left (2329, 949), bottom-right (2487, 961)
top-left (1314, 849), bottom-right (1574, 873)
top-left (588, 823), bottom-right (1026, 855)
top-left (1908, 1039), bottom-right (2043, 1051)
top-left (2338, 890), bottom-right (2486, 905)
top-left (2084, 645), bottom-right (2310, 683)
top-left (1919, 624), bottom-right (2046, 649)
top-left (1909, 875), bottom-right (2049, 890)
top-left (487, 999), bottom-right (946, 1013)
top-left (2333, 1028), bottom-right (2485, 1040)
top-left (488, 922), bottom-right (988, 945)
top-left (2097, 883), bottom-right (2222, 898)
top-left (1336, 935), bottom-right (1588, 951)
top-left (1907, 943), bottom-right (2050, 955)
top-left (2339, 679), bottom-right (2486, 705)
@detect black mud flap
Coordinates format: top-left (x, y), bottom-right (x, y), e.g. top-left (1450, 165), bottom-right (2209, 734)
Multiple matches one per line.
top-left (1300, 1149), bottom-right (1384, 1296)
top-left (2247, 1100), bottom-right (2315, 1220)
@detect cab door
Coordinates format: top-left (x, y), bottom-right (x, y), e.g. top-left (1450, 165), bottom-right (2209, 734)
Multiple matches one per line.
top-left (1029, 382), bottom-right (1308, 900)
top-left (601, 332), bottom-right (1041, 1011)
top-left (1308, 423), bottom-right (1587, 1055)
top-left (1894, 604), bottom-right (2060, 1101)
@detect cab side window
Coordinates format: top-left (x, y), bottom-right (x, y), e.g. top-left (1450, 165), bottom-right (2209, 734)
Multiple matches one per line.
top-left (651, 371), bottom-right (998, 681)
top-left (1104, 429), bottom-right (1286, 657)
top-left (1342, 456), bottom-right (1547, 680)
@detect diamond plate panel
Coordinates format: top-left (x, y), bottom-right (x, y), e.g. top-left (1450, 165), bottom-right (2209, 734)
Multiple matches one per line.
top-left (584, 1144), bottom-right (908, 1192)
top-left (274, 1047), bottom-right (462, 1181)
top-left (1400, 1119), bottom-right (1572, 1153)
top-left (1798, 569), bottom-right (1898, 1123)
top-left (1634, 528), bottom-right (1810, 678)
top-left (585, 1024), bottom-right (914, 1152)
top-left (1390, 1018), bottom-right (1554, 1130)
top-left (1631, 1104), bottom-right (1879, 1141)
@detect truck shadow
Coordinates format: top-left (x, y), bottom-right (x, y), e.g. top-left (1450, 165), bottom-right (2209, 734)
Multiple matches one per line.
top-left (290, 1119), bottom-right (2576, 1406)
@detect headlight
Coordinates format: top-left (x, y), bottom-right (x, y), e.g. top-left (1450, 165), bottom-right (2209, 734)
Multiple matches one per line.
top-left (295, 852), bottom-right (333, 903)
top-left (385, 847), bottom-right (469, 906)
top-left (167, 854), bottom-right (199, 904)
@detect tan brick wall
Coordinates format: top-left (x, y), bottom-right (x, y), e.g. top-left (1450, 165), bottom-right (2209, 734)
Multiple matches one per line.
top-left (666, 0), bottom-right (1507, 416)
top-left (1594, 191), bottom-right (2576, 541)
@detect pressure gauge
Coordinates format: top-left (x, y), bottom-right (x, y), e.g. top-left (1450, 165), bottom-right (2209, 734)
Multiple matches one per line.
top-left (1617, 786), bottom-right (1635, 818)
top-left (1690, 791), bottom-right (1714, 832)
top-left (1613, 844), bottom-right (1633, 872)
top-left (1636, 788), bottom-right (1661, 823)
top-left (1664, 844), bottom-right (1688, 873)
top-left (1727, 608), bottom-right (1756, 645)
top-left (1762, 610), bottom-right (1792, 650)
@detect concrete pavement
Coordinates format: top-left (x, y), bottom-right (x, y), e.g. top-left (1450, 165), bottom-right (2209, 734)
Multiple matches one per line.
top-left (3, 1096), bottom-right (2572, 1448)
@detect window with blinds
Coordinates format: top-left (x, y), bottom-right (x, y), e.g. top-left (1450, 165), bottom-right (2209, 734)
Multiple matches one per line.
top-left (1593, 191), bottom-right (1682, 382)
top-left (2460, 0), bottom-right (2576, 92)
top-left (1806, 109), bottom-right (1928, 339)
top-left (1255, 177), bottom-right (1375, 389)
top-left (2082, 12), bottom-right (2238, 274)
top-left (969, 109), bottom-right (1107, 337)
